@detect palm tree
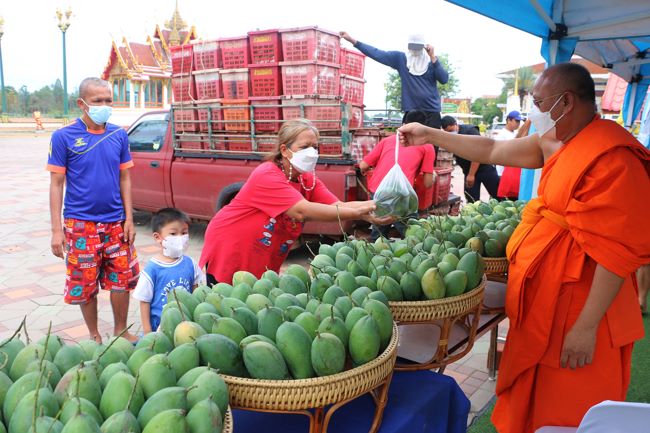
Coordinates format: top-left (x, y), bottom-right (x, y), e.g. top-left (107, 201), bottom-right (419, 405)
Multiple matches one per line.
top-left (501, 67), bottom-right (536, 108)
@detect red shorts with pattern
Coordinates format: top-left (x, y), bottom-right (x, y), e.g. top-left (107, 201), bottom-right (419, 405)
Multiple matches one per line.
top-left (63, 218), bottom-right (140, 304)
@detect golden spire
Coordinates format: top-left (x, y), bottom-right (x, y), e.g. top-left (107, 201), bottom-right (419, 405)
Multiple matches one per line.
top-left (164, 0), bottom-right (187, 46)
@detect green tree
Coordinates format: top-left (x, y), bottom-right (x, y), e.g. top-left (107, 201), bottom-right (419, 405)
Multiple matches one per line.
top-left (383, 53), bottom-right (459, 111)
top-left (471, 98), bottom-right (503, 124)
top-left (501, 66), bottom-right (536, 107)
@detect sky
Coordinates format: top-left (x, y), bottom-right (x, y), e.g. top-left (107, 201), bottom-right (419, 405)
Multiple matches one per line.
top-left (0, 0), bottom-right (546, 110)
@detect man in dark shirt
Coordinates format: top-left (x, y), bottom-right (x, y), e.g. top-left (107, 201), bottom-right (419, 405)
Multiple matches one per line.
top-left (441, 116), bottom-right (500, 202)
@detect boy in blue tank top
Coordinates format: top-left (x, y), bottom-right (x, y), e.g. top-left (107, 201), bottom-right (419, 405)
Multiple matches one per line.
top-left (132, 208), bottom-right (204, 333)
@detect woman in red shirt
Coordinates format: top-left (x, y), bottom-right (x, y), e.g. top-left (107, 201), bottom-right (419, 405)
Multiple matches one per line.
top-left (200, 119), bottom-right (390, 284)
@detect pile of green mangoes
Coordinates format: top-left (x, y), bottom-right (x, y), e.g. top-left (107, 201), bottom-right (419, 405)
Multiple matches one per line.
top-left (0, 324), bottom-right (229, 433)
top-left (158, 269), bottom-right (394, 381)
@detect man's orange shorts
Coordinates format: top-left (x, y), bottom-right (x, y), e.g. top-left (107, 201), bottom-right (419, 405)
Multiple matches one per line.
top-left (63, 219), bottom-right (139, 304)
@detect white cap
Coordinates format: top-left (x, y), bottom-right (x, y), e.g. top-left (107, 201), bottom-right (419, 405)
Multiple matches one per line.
top-left (408, 34), bottom-right (426, 45)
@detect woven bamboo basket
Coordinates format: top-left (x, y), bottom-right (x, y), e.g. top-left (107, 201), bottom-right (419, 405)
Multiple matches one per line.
top-left (484, 257), bottom-right (509, 275)
top-left (223, 407), bottom-right (233, 433)
top-left (389, 275), bottom-right (486, 323)
top-left (221, 323), bottom-right (399, 411)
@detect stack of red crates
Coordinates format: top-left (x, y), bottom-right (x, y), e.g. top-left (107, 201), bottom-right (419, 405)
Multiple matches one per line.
top-left (170, 27), bottom-right (367, 154)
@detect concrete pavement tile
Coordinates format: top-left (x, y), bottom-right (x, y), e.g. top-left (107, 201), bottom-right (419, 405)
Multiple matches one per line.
top-left (4, 288), bottom-right (35, 300)
top-left (460, 382), bottom-right (478, 396)
top-left (444, 369), bottom-right (468, 384)
top-left (463, 354), bottom-right (489, 373)
top-left (31, 295), bottom-right (64, 306)
top-left (470, 389), bottom-right (495, 412)
top-left (471, 370), bottom-right (490, 381)
top-left (463, 376), bottom-right (485, 389)
top-left (61, 324), bottom-right (91, 339)
top-left (479, 379), bottom-right (496, 392)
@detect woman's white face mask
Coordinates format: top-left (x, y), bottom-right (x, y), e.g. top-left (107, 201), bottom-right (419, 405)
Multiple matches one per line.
top-left (288, 147), bottom-right (319, 173)
top-left (528, 93), bottom-right (567, 137)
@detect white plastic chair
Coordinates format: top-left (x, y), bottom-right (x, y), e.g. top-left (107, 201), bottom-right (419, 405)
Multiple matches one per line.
top-left (535, 400), bottom-right (650, 433)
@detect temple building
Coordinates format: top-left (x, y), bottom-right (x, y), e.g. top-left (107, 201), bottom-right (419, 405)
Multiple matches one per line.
top-left (101, 2), bottom-right (196, 123)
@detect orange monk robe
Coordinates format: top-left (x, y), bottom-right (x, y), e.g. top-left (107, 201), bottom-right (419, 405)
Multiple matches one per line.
top-left (491, 118), bottom-right (650, 433)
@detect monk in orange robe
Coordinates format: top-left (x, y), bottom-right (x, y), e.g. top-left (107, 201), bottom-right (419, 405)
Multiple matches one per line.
top-left (398, 62), bottom-right (650, 432)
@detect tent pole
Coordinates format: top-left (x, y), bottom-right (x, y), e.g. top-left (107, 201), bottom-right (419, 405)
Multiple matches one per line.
top-left (529, 0), bottom-right (556, 31)
top-left (625, 82), bottom-right (637, 127)
top-left (568, 12), bottom-right (650, 36)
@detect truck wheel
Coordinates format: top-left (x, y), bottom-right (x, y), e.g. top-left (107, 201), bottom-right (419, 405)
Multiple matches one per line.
top-left (216, 182), bottom-right (245, 210)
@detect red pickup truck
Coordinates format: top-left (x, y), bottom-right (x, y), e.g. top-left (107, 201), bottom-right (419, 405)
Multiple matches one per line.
top-left (126, 108), bottom-right (374, 237)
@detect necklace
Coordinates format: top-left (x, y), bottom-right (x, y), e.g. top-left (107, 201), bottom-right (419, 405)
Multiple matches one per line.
top-left (278, 161), bottom-right (316, 192)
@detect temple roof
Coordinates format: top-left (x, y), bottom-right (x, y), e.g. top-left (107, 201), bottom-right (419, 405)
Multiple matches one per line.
top-left (102, 1), bottom-right (196, 81)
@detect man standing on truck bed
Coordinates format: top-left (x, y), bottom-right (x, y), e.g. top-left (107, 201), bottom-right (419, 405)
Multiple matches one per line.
top-left (340, 31), bottom-right (448, 129)
top-left (48, 77), bottom-right (140, 343)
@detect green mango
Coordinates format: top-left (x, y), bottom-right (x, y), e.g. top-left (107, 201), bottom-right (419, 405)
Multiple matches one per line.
top-left (251, 278), bottom-right (274, 297)
top-left (9, 387), bottom-right (59, 433)
top-left (100, 371), bottom-right (144, 419)
top-left (232, 271), bottom-right (257, 288)
top-left (196, 334), bottom-right (246, 377)
top-left (283, 305), bottom-right (306, 322)
top-left (135, 332), bottom-right (173, 355)
top-left (400, 271), bottom-right (423, 301)
top-left (348, 315), bottom-right (381, 366)
top-left (230, 283), bottom-right (252, 303)
top-left (256, 307), bottom-right (284, 342)
top-left (137, 387), bottom-right (188, 428)
top-left (261, 270), bottom-right (281, 287)
top-left (351, 287), bottom-right (373, 307)
top-left (293, 312), bottom-right (319, 340)
top-left (245, 294), bottom-right (273, 313)
top-left (99, 411), bottom-right (140, 433)
top-left (53, 345), bottom-right (85, 376)
top-left (159, 308), bottom-right (183, 343)
top-left (60, 397), bottom-right (103, 425)
top-left (444, 270), bottom-right (469, 297)
top-left (177, 366), bottom-right (212, 388)
top-left (187, 370), bottom-right (229, 416)
top-left (376, 276), bottom-right (402, 301)
top-left (126, 348), bottom-right (155, 376)
top-left (322, 285), bottom-right (346, 305)
top-left (23, 360), bottom-right (61, 390)
top-left (285, 264), bottom-right (311, 289)
top-left (26, 416), bottom-right (63, 433)
top-left (274, 293), bottom-right (300, 310)
top-left (99, 362), bottom-right (130, 390)
top-left (363, 299), bottom-right (394, 351)
top-left (167, 343), bottom-right (200, 380)
top-left (141, 409), bottom-right (189, 433)
top-left (60, 412), bottom-right (101, 433)
top-left (186, 397), bottom-right (222, 433)
top-left (37, 335), bottom-right (64, 359)
top-left (211, 318), bottom-right (247, 345)
top-left (193, 302), bottom-right (218, 319)
top-left (311, 333), bottom-right (345, 377)
top-left (317, 313), bottom-right (349, 349)
top-left (243, 341), bottom-right (290, 380)
top-left (278, 274), bottom-right (306, 296)
top-left (173, 321), bottom-right (206, 347)
top-left (309, 273), bottom-right (333, 299)
top-left (275, 322), bottom-right (314, 380)
top-left (9, 345), bottom-right (50, 381)
top-left (138, 354), bottom-right (176, 399)
top-left (310, 254), bottom-right (335, 275)
top-left (421, 268), bottom-right (446, 300)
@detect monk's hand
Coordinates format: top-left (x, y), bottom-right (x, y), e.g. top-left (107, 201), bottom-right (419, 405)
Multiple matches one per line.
top-left (560, 323), bottom-right (597, 369)
top-left (398, 123), bottom-right (431, 147)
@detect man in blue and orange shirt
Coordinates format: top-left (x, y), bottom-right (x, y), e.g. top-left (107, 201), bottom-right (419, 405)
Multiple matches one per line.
top-left (47, 77), bottom-right (139, 343)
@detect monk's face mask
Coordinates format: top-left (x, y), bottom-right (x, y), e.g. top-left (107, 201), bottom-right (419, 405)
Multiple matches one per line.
top-left (529, 93), bottom-right (567, 137)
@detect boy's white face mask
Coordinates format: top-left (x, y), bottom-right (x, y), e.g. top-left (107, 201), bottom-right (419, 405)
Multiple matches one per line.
top-left (162, 234), bottom-right (189, 259)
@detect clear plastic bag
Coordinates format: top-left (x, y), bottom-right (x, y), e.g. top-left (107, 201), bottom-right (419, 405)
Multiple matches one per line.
top-left (373, 134), bottom-right (419, 218)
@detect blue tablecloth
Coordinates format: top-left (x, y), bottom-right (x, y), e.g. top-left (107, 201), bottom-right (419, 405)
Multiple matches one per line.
top-left (232, 370), bottom-right (470, 433)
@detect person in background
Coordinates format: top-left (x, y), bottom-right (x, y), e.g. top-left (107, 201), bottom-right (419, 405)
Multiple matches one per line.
top-left (359, 110), bottom-right (435, 240)
top-left (340, 31), bottom-right (448, 129)
top-left (441, 115), bottom-right (500, 202)
top-left (497, 119), bottom-right (532, 200)
top-left (48, 77), bottom-right (139, 343)
top-left (132, 208), bottom-right (204, 334)
top-left (493, 110), bottom-right (525, 176)
top-left (200, 119), bottom-right (393, 285)
top-left (398, 62), bottom-right (650, 433)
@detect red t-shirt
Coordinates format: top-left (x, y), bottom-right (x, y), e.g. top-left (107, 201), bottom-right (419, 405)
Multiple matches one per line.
top-left (363, 135), bottom-right (436, 193)
top-left (497, 166), bottom-right (521, 199)
top-left (199, 162), bottom-right (338, 284)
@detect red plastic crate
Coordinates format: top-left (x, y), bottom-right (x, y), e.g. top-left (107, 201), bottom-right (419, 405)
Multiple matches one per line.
top-left (192, 39), bottom-right (221, 70)
top-left (348, 104), bottom-right (364, 129)
top-left (256, 137), bottom-right (278, 153)
top-left (249, 65), bottom-right (282, 97)
top-left (222, 99), bottom-right (250, 132)
top-left (340, 75), bottom-right (365, 105)
top-left (193, 69), bottom-right (222, 100)
top-left (319, 137), bottom-right (343, 156)
top-left (172, 74), bottom-right (196, 103)
top-left (281, 96), bottom-right (341, 130)
top-left (248, 29), bottom-right (282, 64)
top-left (280, 61), bottom-right (340, 96)
top-left (170, 44), bottom-right (193, 75)
top-left (221, 69), bottom-right (250, 100)
top-left (341, 48), bottom-right (365, 78)
top-left (433, 167), bottom-right (453, 205)
top-left (350, 129), bottom-right (385, 163)
top-left (218, 36), bottom-right (250, 69)
top-left (173, 105), bottom-right (198, 133)
top-left (177, 133), bottom-right (208, 151)
top-left (224, 136), bottom-right (253, 152)
top-left (413, 172), bottom-right (433, 210)
top-left (250, 97), bottom-right (282, 133)
top-left (195, 102), bottom-right (223, 132)
top-left (279, 27), bottom-right (340, 63)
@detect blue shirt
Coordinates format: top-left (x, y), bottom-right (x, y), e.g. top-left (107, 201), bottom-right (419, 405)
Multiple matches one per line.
top-left (354, 42), bottom-right (449, 112)
top-left (47, 118), bottom-right (133, 222)
top-left (132, 255), bottom-right (204, 331)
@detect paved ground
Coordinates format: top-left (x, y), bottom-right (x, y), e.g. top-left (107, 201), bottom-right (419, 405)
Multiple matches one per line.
top-left (0, 133), bottom-right (498, 425)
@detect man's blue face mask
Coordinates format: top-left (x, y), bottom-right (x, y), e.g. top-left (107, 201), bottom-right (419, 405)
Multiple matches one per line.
top-left (81, 98), bottom-right (112, 125)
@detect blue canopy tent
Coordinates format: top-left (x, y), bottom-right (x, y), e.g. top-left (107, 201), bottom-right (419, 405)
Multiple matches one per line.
top-left (445, 0), bottom-right (650, 199)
